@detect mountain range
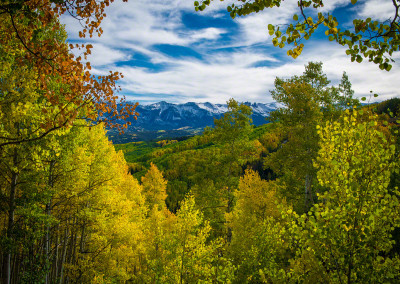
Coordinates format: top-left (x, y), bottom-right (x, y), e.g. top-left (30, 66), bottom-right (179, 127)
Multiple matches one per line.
top-left (107, 101), bottom-right (279, 143)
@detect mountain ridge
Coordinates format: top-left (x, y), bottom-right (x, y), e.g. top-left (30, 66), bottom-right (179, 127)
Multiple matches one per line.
top-left (107, 101), bottom-right (279, 143)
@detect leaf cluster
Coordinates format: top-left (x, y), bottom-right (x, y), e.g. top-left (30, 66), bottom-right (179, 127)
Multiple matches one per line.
top-left (195, 0), bottom-right (400, 71)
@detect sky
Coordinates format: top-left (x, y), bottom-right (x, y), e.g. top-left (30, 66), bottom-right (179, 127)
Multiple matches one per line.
top-left (62, 0), bottom-right (400, 105)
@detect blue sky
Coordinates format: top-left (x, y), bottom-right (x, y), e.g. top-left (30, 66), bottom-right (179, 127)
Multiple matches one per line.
top-left (62, 0), bottom-right (400, 104)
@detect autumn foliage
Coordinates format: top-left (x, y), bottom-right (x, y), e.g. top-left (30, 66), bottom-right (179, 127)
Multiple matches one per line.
top-left (0, 0), bottom-right (137, 148)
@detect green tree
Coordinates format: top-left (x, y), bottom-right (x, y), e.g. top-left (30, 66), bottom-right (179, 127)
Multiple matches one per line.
top-left (281, 110), bottom-right (400, 283)
top-left (210, 99), bottom-right (253, 146)
top-left (266, 62), bottom-right (343, 212)
top-left (201, 99), bottom-right (261, 238)
top-left (338, 72), bottom-right (358, 109)
top-left (205, 98), bottom-right (256, 195)
top-left (195, 0), bottom-right (400, 71)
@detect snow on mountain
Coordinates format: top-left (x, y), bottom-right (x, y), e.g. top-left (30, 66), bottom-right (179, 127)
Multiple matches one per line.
top-left (116, 101), bottom-right (278, 132)
top-left (197, 102), bottom-right (228, 114)
top-left (107, 101), bottom-right (280, 142)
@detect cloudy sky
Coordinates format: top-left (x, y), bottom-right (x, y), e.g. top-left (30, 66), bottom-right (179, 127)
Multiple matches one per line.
top-left (62, 0), bottom-right (400, 105)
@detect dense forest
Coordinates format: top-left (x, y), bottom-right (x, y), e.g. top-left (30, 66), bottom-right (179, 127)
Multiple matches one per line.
top-left (1, 0), bottom-right (400, 283)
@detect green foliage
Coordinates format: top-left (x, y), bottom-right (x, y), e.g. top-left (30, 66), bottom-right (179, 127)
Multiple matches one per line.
top-left (266, 62), bottom-right (352, 212)
top-left (374, 97), bottom-right (400, 117)
top-left (204, 98), bottom-right (259, 185)
top-left (114, 141), bottom-right (160, 163)
top-left (141, 194), bottom-right (231, 283)
top-left (208, 98), bottom-right (253, 144)
top-left (280, 110), bottom-right (400, 282)
top-left (338, 71), bottom-right (359, 109)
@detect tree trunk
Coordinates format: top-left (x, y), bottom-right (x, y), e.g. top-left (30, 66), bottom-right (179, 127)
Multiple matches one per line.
top-left (304, 173), bottom-right (314, 212)
top-left (59, 229), bottom-right (69, 284)
top-left (3, 148), bottom-right (18, 284)
top-left (45, 160), bottom-right (55, 284)
top-left (180, 237), bottom-right (186, 284)
top-left (304, 174), bottom-right (309, 212)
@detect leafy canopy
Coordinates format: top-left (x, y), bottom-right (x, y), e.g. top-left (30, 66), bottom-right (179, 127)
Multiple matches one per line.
top-left (0, 0), bottom-right (137, 146)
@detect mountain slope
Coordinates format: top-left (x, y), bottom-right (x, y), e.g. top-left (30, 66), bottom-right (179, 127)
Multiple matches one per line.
top-left (108, 101), bottom-right (278, 143)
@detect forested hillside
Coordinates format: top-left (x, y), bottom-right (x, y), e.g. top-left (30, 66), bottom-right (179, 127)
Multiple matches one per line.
top-left (4, 58), bottom-right (399, 282)
top-left (1, 0), bottom-right (400, 283)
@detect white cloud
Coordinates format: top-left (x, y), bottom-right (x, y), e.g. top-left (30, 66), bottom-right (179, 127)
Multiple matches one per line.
top-left (116, 43), bottom-right (400, 104)
top-left (95, 1), bottom-right (188, 47)
top-left (274, 43), bottom-right (400, 102)
top-left (86, 44), bottom-right (130, 66)
top-left (318, 0), bottom-right (352, 13)
top-left (196, 49), bottom-right (277, 69)
top-left (63, 0), bottom-right (230, 47)
top-left (190, 28), bottom-right (227, 41)
top-left (357, 0), bottom-right (394, 21)
top-left (61, 0), bottom-right (400, 105)
top-left (117, 51), bottom-right (276, 104)
top-left (235, 1), bottom-right (298, 46)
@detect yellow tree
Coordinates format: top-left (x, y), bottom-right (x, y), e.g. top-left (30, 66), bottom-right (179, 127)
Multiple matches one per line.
top-left (0, 9), bottom-right (139, 279)
top-left (141, 163), bottom-right (168, 212)
top-left (227, 170), bottom-right (286, 283)
top-left (163, 195), bottom-right (221, 283)
top-left (0, 121), bottom-right (148, 283)
top-left (0, 31), bottom-right (72, 282)
top-left (48, 124), bottom-right (147, 283)
top-left (142, 195), bottom-right (230, 283)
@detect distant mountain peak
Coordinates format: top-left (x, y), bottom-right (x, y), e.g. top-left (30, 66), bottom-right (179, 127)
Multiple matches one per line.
top-left (108, 101), bottom-right (279, 143)
top-left (139, 101), bottom-right (278, 128)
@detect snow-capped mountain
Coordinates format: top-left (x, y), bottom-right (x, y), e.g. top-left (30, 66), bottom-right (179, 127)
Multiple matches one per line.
top-left (125, 101), bottom-right (278, 131)
top-left (107, 101), bottom-right (279, 143)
